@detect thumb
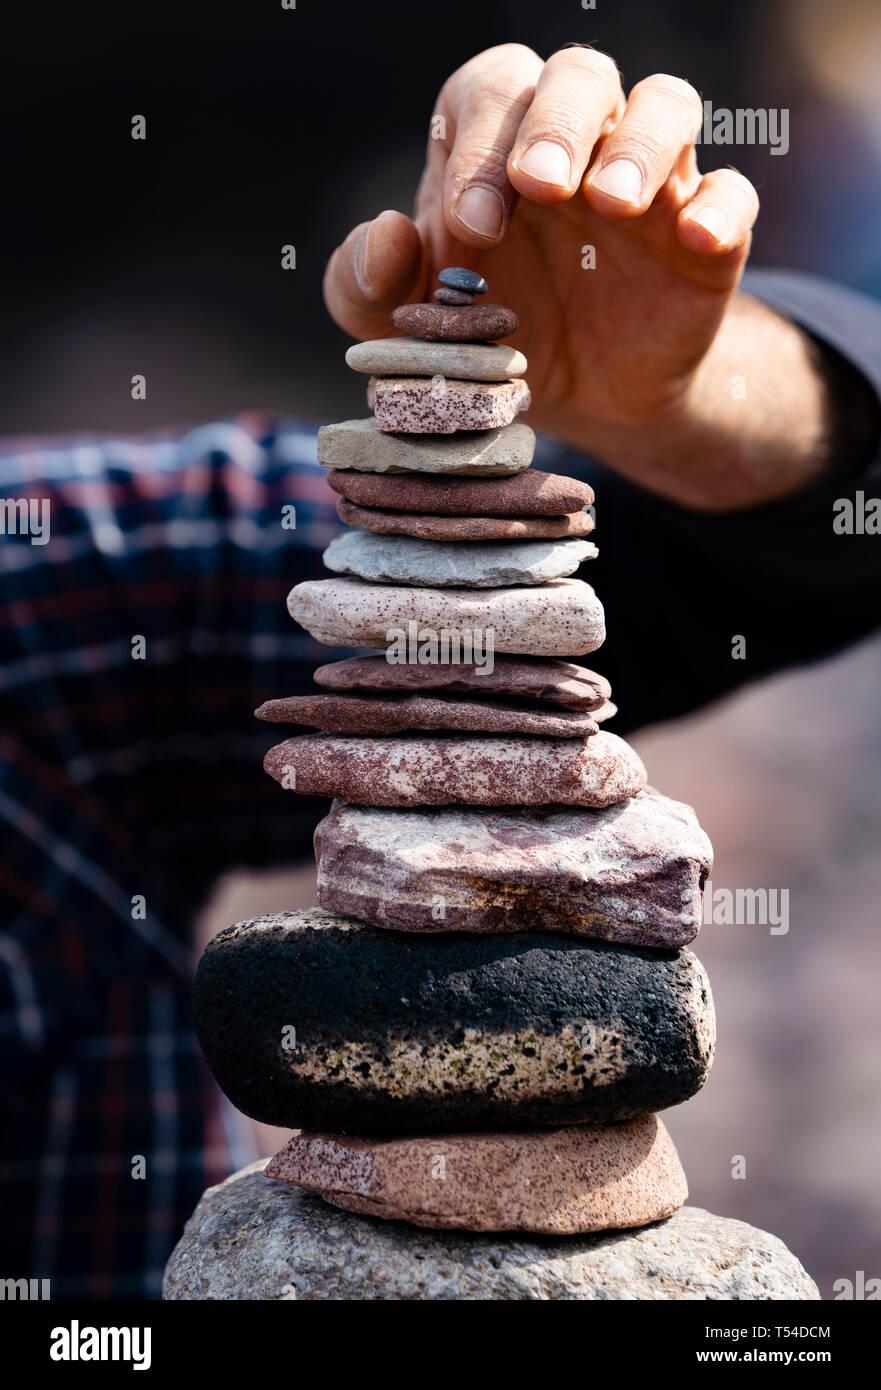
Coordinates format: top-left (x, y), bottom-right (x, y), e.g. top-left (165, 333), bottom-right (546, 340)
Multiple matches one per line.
top-left (323, 209), bottom-right (426, 341)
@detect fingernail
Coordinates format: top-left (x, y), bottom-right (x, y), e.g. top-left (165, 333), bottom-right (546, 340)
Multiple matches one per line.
top-left (517, 140), bottom-right (572, 188)
top-left (454, 185), bottom-right (505, 239)
top-left (590, 159), bottom-right (643, 205)
top-left (354, 222), bottom-right (373, 295)
top-left (687, 206), bottom-right (729, 244)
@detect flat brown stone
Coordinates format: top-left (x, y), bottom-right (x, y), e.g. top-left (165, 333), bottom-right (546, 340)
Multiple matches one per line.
top-left (392, 302), bottom-right (519, 341)
top-left (264, 1116), bottom-right (687, 1235)
top-left (255, 693), bottom-right (599, 738)
top-left (368, 376), bottom-right (530, 434)
top-left (263, 730), bottom-right (645, 807)
top-left (327, 467), bottom-right (594, 515)
top-left (313, 654), bottom-right (611, 710)
top-left (336, 497), bottom-right (594, 540)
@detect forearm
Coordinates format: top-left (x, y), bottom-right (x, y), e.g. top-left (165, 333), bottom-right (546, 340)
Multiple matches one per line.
top-left (538, 293), bottom-right (879, 513)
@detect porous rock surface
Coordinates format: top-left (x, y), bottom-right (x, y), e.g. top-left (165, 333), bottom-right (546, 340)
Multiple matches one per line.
top-left (368, 376), bottom-right (531, 434)
top-left (192, 907), bottom-right (715, 1132)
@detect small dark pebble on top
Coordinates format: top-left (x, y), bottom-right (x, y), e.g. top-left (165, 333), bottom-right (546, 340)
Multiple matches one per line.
top-left (434, 286), bottom-right (475, 306)
top-left (439, 267), bottom-right (488, 295)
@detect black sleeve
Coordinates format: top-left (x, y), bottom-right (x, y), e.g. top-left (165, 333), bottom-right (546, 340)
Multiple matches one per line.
top-left (535, 271), bottom-right (881, 735)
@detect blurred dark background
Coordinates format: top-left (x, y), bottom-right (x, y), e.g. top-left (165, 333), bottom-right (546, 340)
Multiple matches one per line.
top-left (3, 0), bottom-right (881, 435)
top-left (6, 0), bottom-right (881, 1299)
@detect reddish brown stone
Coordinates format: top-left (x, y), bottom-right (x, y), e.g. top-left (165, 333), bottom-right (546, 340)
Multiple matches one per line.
top-left (313, 654), bottom-right (611, 710)
top-left (263, 730), bottom-right (645, 807)
top-left (392, 302), bottom-right (519, 342)
top-left (264, 1116), bottom-right (688, 1234)
top-left (255, 692), bottom-right (598, 738)
top-left (336, 497), bottom-right (594, 541)
top-left (327, 467), bottom-right (594, 516)
top-left (434, 286), bottom-right (474, 305)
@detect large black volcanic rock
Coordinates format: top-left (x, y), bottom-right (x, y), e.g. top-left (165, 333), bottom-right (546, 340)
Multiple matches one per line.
top-left (194, 908), bottom-right (715, 1134)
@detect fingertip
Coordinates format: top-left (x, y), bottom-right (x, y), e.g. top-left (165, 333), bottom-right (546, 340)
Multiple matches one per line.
top-left (362, 210), bottom-right (424, 299)
top-left (677, 206), bottom-right (739, 256)
top-left (508, 143), bottom-right (575, 204)
top-left (323, 211), bottom-right (425, 339)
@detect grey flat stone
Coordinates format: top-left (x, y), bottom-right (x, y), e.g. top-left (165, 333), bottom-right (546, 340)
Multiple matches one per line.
top-left (317, 419), bottom-right (534, 475)
top-left (163, 1166), bottom-right (820, 1301)
top-left (322, 531), bottom-right (596, 587)
top-left (345, 338), bottom-right (527, 381)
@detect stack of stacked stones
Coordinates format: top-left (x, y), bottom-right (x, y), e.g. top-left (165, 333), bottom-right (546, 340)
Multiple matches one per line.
top-left (193, 270), bottom-right (719, 1265)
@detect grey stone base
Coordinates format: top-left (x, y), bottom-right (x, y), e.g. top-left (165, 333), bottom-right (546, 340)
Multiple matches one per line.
top-left (163, 1160), bottom-right (819, 1301)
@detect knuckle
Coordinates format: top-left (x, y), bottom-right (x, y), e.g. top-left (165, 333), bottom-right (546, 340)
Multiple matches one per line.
top-left (463, 42), bottom-right (542, 92)
top-left (549, 45), bottom-right (620, 89)
top-left (637, 73), bottom-right (703, 119)
top-left (606, 122), bottom-right (673, 171)
top-left (719, 167), bottom-right (760, 208)
top-left (446, 137), bottom-right (512, 189)
top-left (521, 99), bottom-right (593, 146)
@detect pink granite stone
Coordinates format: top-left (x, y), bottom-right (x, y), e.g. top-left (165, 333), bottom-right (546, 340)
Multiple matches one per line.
top-left (264, 1115), bottom-right (688, 1234)
top-left (367, 376), bottom-right (531, 434)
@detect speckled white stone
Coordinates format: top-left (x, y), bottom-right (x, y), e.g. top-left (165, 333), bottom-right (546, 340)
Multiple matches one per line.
top-left (287, 576), bottom-right (606, 656)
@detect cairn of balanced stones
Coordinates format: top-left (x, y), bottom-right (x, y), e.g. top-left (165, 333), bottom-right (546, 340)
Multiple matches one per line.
top-left (193, 267), bottom-right (717, 1241)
